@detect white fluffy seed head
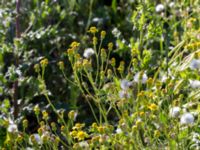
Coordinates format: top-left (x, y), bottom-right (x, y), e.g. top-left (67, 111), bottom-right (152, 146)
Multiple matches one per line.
top-left (180, 113), bottom-right (194, 125)
top-left (7, 124), bottom-right (18, 133)
top-left (120, 79), bottom-right (132, 90)
top-left (156, 4), bottom-right (164, 12)
top-left (169, 107), bottom-right (180, 118)
top-left (189, 80), bottom-right (200, 88)
top-left (83, 48), bottom-right (95, 58)
top-left (190, 59), bottom-right (200, 70)
top-left (134, 72), bottom-right (148, 84)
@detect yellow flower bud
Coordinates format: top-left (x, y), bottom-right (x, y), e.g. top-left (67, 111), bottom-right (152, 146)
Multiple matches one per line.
top-left (70, 41), bottom-right (80, 49)
top-left (57, 61), bottom-right (64, 70)
top-left (108, 42), bottom-right (113, 51)
top-left (34, 64), bottom-right (40, 73)
top-left (40, 58), bottom-right (48, 68)
top-left (101, 30), bottom-right (106, 39)
top-left (110, 57), bottom-right (116, 67)
top-left (22, 119), bottom-right (28, 129)
top-left (42, 111), bottom-right (49, 120)
top-left (88, 26), bottom-right (98, 34)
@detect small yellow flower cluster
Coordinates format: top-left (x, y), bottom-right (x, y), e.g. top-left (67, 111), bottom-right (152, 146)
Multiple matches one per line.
top-left (148, 103), bottom-right (158, 111)
top-left (72, 123), bottom-right (85, 130)
top-left (67, 41), bottom-right (80, 61)
top-left (70, 41), bottom-right (80, 49)
top-left (40, 58), bottom-right (48, 68)
top-left (42, 111), bottom-right (49, 120)
top-left (88, 26), bottom-right (98, 34)
top-left (68, 110), bottom-right (77, 120)
top-left (185, 42), bottom-right (200, 51)
top-left (90, 123), bottom-right (114, 135)
top-left (117, 61), bottom-right (125, 74)
top-left (70, 123), bottom-right (88, 141)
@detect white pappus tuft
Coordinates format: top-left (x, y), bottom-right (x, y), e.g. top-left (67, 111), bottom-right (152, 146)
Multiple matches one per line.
top-left (180, 112), bottom-right (194, 125)
top-left (189, 59), bottom-right (200, 70)
top-left (83, 48), bottom-right (95, 58)
top-left (156, 4), bottom-right (164, 12)
top-left (169, 107), bottom-right (180, 118)
top-left (134, 72), bottom-right (148, 84)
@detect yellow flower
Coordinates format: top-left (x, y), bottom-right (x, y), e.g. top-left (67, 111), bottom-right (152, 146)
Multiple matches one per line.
top-left (70, 41), bottom-right (80, 49)
top-left (97, 126), bottom-right (105, 134)
top-left (72, 123), bottom-right (85, 130)
top-left (40, 58), bottom-right (48, 67)
top-left (68, 110), bottom-right (77, 120)
top-left (70, 130), bottom-right (77, 137)
top-left (148, 103), bottom-right (158, 111)
top-left (76, 131), bottom-right (88, 141)
top-left (88, 26), bottom-right (98, 34)
top-left (42, 111), bottom-right (49, 120)
top-left (91, 122), bottom-right (98, 129)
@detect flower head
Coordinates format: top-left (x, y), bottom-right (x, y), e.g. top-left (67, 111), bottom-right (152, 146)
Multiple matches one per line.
top-left (119, 90), bottom-right (131, 99)
top-left (116, 127), bottom-right (122, 134)
top-left (148, 103), bottom-right (158, 111)
top-left (180, 113), bottom-right (194, 125)
top-left (156, 4), bottom-right (164, 12)
top-left (134, 72), bottom-right (148, 84)
top-left (189, 80), bottom-right (200, 88)
top-left (83, 48), bottom-right (95, 58)
top-left (169, 107), bottom-right (181, 118)
top-left (29, 134), bottom-right (42, 145)
top-left (120, 79), bottom-right (132, 90)
top-left (8, 124), bottom-right (18, 133)
top-left (88, 26), bottom-right (98, 34)
top-left (190, 59), bottom-right (200, 70)
top-left (76, 131), bottom-right (88, 141)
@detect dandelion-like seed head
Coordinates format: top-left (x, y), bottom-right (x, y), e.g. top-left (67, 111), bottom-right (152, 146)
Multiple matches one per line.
top-left (134, 72), bottom-right (148, 84)
top-left (169, 107), bottom-right (181, 118)
top-left (190, 59), bottom-right (200, 70)
top-left (189, 80), bottom-right (200, 88)
top-left (156, 4), bottom-right (164, 12)
top-left (120, 79), bottom-right (132, 90)
top-left (83, 48), bottom-right (95, 58)
top-left (180, 112), bottom-right (194, 125)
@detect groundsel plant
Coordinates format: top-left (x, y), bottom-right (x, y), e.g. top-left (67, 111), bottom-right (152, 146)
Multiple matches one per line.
top-left (2, 22), bottom-right (200, 149)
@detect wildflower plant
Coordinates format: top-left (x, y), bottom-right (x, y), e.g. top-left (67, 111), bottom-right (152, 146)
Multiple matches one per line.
top-left (0, 0), bottom-right (200, 149)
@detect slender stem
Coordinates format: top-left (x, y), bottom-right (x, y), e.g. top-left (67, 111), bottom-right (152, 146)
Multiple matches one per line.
top-left (85, 0), bottom-right (94, 33)
top-left (61, 70), bottom-right (78, 86)
top-left (13, 0), bottom-right (21, 119)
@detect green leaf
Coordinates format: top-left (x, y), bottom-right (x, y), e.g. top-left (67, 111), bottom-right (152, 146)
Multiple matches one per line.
top-left (111, 0), bottom-right (117, 13)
